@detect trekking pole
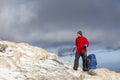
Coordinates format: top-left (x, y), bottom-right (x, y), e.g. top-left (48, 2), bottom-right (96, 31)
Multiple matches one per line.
top-left (70, 46), bottom-right (76, 57)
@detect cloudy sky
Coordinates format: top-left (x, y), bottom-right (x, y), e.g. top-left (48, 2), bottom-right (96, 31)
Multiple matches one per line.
top-left (0, 0), bottom-right (120, 51)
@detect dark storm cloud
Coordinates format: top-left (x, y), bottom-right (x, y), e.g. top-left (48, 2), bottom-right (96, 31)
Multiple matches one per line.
top-left (35, 0), bottom-right (120, 28)
top-left (0, 0), bottom-right (120, 50)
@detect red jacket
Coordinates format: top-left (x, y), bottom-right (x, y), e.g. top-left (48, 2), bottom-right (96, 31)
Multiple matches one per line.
top-left (76, 35), bottom-right (89, 53)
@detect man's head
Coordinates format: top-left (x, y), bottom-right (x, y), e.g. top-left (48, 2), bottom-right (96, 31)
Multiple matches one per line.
top-left (77, 31), bottom-right (82, 37)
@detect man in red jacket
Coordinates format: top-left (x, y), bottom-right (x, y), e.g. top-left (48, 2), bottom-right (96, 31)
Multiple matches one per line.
top-left (73, 31), bottom-right (89, 71)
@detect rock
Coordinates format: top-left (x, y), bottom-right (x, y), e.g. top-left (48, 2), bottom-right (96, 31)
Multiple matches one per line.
top-left (0, 43), bottom-right (8, 52)
top-left (0, 40), bottom-right (120, 80)
top-left (88, 69), bottom-right (97, 76)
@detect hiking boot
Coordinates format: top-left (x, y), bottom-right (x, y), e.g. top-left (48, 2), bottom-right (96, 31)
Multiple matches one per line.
top-left (83, 68), bottom-right (89, 71)
top-left (73, 67), bottom-right (77, 71)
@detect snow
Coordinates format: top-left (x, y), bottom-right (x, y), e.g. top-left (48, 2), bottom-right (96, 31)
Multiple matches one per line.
top-left (0, 40), bottom-right (120, 80)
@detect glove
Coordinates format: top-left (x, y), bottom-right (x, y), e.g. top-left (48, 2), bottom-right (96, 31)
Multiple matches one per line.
top-left (84, 44), bottom-right (87, 48)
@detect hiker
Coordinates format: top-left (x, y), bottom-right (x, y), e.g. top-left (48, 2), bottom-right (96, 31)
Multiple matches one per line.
top-left (73, 31), bottom-right (89, 71)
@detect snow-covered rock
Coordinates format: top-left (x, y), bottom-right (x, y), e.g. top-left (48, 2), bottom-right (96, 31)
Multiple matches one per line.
top-left (0, 40), bottom-right (120, 80)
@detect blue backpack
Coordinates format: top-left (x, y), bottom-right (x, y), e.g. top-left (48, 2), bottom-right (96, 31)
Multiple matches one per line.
top-left (87, 54), bottom-right (97, 69)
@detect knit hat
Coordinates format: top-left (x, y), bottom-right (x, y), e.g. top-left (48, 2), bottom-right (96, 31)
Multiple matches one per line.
top-left (77, 31), bottom-right (82, 35)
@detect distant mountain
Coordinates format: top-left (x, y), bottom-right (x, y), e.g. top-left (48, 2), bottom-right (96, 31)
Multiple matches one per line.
top-left (58, 47), bottom-right (74, 56)
top-left (0, 40), bottom-right (120, 80)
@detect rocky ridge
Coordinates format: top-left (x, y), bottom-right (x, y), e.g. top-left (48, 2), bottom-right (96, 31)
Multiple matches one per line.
top-left (0, 40), bottom-right (120, 80)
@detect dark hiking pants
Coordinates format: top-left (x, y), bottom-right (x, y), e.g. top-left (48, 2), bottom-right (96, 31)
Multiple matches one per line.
top-left (73, 52), bottom-right (87, 70)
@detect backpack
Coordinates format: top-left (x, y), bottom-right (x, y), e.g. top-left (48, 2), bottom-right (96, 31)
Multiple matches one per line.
top-left (87, 54), bottom-right (97, 70)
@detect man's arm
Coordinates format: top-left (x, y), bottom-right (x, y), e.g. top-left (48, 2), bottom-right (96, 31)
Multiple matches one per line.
top-left (84, 37), bottom-right (89, 47)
